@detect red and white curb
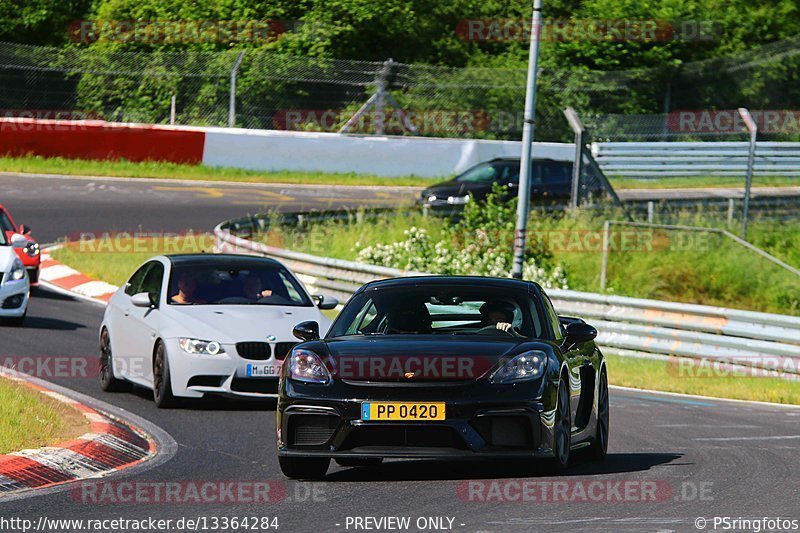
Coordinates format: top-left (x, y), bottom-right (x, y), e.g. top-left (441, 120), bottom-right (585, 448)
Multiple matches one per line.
top-left (0, 369), bottom-right (156, 497)
top-left (39, 250), bottom-right (118, 305)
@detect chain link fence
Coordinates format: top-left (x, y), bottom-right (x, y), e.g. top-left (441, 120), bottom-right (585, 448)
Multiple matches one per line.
top-left (1, 36), bottom-right (799, 142)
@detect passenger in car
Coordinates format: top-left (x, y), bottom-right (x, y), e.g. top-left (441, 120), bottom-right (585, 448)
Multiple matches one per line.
top-left (171, 273), bottom-right (207, 304)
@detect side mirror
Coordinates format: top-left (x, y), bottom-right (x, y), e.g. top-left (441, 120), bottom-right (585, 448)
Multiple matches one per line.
top-left (564, 322), bottom-right (598, 344)
top-left (313, 294), bottom-right (339, 310)
top-left (10, 234), bottom-right (26, 249)
top-left (131, 292), bottom-right (154, 308)
top-left (18, 224), bottom-right (31, 236)
top-left (293, 321), bottom-right (320, 342)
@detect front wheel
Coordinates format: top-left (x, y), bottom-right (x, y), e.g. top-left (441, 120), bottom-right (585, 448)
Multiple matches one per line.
top-left (588, 368), bottom-right (609, 461)
top-left (549, 376), bottom-right (572, 472)
top-left (99, 328), bottom-right (130, 392)
top-left (153, 341), bottom-right (177, 408)
top-left (279, 456), bottom-right (330, 480)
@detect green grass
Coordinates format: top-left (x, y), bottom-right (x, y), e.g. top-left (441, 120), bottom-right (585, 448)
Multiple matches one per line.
top-left (0, 377), bottom-right (89, 454)
top-left (607, 354), bottom-right (800, 405)
top-left (0, 155), bottom-right (434, 187)
top-left (610, 175), bottom-right (800, 190)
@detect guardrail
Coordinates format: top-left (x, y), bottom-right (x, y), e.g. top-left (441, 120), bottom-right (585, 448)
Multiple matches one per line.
top-left (214, 218), bottom-right (800, 378)
top-left (592, 141), bottom-right (800, 178)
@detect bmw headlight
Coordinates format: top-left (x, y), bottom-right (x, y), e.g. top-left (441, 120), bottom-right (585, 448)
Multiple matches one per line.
top-left (490, 350), bottom-right (547, 384)
top-left (24, 241), bottom-right (39, 257)
top-left (288, 348), bottom-right (331, 385)
top-left (179, 338), bottom-right (225, 355)
top-left (8, 259), bottom-right (25, 282)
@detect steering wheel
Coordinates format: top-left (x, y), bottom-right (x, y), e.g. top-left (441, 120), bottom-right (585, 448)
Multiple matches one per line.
top-left (476, 325), bottom-right (515, 337)
top-left (217, 296), bottom-right (251, 304)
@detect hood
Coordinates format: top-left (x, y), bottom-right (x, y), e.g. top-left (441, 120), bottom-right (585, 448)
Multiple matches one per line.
top-left (423, 179), bottom-right (491, 198)
top-left (162, 304), bottom-right (330, 343)
top-left (0, 246), bottom-right (19, 271)
top-left (318, 335), bottom-right (533, 383)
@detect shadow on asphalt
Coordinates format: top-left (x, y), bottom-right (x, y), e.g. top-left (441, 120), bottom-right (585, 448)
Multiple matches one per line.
top-left (125, 385), bottom-right (277, 411)
top-left (0, 315), bottom-right (86, 331)
top-left (324, 452), bottom-right (683, 482)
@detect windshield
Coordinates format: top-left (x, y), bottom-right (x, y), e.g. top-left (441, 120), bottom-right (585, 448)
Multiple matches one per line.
top-left (168, 262), bottom-right (312, 306)
top-left (328, 285), bottom-right (544, 338)
top-left (455, 162), bottom-right (519, 183)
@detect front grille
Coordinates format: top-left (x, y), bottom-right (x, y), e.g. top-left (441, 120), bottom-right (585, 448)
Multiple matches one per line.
top-left (187, 375), bottom-right (225, 388)
top-left (236, 342), bottom-right (272, 360)
top-left (230, 378), bottom-right (278, 394)
top-left (274, 342), bottom-right (297, 360)
top-left (471, 416), bottom-right (535, 448)
top-left (341, 425), bottom-right (468, 450)
top-left (289, 415), bottom-right (339, 446)
top-left (1, 294), bottom-right (24, 309)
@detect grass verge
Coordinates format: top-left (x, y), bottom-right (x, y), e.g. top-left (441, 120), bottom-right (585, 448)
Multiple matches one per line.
top-left (0, 376), bottom-right (89, 454)
top-left (0, 155), bottom-right (433, 187)
top-left (606, 354), bottom-right (800, 405)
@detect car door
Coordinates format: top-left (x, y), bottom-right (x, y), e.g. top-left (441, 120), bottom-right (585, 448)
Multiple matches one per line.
top-left (111, 262), bottom-right (150, 376)
top-left (539, 161), bottom-right (573, 200)
top-left (120, 261), bottom-right (165, 383)
top-left (542, 294), bottom-right (583, 429)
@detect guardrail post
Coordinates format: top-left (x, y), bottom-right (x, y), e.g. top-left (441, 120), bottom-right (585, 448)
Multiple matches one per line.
top-left (727, 198), bottom-right (735, 229)
top-left (600, 220), bottom-right (611, 290)
top-left (647, 201), bottom-right (654, 224)
top-left (170, 94), bottom-right (176, 125)
top-left (738, 108), bottom-right (757, 239)
top-left (228, 51), bottom-right (246, 128)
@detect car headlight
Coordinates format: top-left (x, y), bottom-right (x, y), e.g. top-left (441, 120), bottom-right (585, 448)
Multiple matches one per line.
top-left (490, 350), bottom-right (547, 384)
top-left (179, 338), bottom-right (225, 355)
top-left (447, 195), bottom-right (470, 205)
top-left (7, 260), bottom-right (25, 282)
top-left (288, 348), bottom-right (331, 385)
top-left (24, 241), bottom-right (39, 257)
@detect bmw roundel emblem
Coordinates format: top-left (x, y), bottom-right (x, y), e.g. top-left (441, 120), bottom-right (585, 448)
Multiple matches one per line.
top-left (267, 335), bottom-right (277, 342)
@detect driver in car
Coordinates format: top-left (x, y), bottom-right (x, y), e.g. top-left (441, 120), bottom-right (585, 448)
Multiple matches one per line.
top-left (242, 273), bottom-right (273, 302)
top-left (480, 301), bottom-right (524, 337)
top-left (171, 273), bottom-right (207, 304)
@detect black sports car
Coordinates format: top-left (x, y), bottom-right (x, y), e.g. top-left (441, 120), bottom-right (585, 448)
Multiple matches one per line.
top-left (276, 276), bottom-right (608, 479)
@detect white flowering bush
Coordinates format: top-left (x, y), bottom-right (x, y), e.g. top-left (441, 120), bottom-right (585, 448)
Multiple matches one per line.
top-left (356, 185), bottom-right (570, 289)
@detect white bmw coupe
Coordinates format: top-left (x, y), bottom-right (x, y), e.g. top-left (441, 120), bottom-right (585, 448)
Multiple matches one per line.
top-left (99, 254), bottom-right (337, 407)
top-left (0, 232), bottom-right (30, 326)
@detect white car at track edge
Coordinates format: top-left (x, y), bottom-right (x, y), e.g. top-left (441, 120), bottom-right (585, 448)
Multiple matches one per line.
top-left (99, 253), bottom-right (337, 407)
top-left (0, 232), bottom-right (30, 326)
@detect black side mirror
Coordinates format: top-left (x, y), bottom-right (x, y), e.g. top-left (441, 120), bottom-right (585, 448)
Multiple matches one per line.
top-left (564, 322), bottom-right (598, 345)
top-left (313, 294), bottom-right (339, 310)
top-left (293, 321), bottom-right (320, 342)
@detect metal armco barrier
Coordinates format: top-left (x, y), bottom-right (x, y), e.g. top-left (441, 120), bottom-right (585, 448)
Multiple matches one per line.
top-left (215, 220), bottom-right (800, 377)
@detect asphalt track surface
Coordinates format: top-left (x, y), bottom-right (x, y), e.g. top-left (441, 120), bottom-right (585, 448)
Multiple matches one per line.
top-left (1, 173), bottom-right (799, 532)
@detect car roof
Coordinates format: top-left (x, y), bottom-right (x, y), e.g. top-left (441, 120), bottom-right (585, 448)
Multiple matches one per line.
top-left (357, 275), bottom-right (540, 294)
top-left (165, 253), bottom-right (284, 268)
top-left (487, 157), bottom-right (566, 164)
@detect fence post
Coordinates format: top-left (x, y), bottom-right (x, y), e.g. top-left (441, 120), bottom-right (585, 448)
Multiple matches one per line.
top-left (600, 220), bottom-right (611, 290)
top-left (738, 108), bottom-right (757, 239)
top-left (727, 198), bottom-right (735, 229)
top-left (647, 201), bottom-right (655, 223)
top-left (170, 94), bottom-right (176, 125)
top-left (563, 107), bottom-right (584, 209)
top-left (228, 51), bottom-right (246, 128)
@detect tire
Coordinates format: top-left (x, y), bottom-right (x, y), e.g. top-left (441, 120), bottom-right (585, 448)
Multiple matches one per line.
top-left (99, 328), bottom-right (130, 392)
top-left (588, 368), bottom-right (609, 461)
top-left (279, 456), bottom-right (330, 480)
top-left (153, 341), bottom-right (177, 408)
top-left (549, 376), bottom-right (572, 472)
top-left (335, 458), bottom-right (384, 468)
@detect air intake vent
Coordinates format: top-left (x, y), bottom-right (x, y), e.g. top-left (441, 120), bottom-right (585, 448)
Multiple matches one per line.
top-left (236, 342), bottom-right (272, 360)
top-left (290, 415), bottom-right (339, 446)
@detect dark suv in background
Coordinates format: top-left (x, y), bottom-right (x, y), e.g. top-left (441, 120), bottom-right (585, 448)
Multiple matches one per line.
top-left (418, 157), bottom-right (603, 209)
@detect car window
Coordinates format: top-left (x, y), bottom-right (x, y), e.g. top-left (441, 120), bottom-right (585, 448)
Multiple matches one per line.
top-left (0, 211), bottom-right (15, 233)
top-left (455, 163), bottom-right (498, 183)
top-left (542, 294), bottom-right (564, 340)
top-left (329, 285), bottom-right (546, 339)
top-left (140, 262), bottom-right (165, 304)
top-left (539, 161), bottom-right (572, 185)
top-left (125, 263), bottom-right (151, 296)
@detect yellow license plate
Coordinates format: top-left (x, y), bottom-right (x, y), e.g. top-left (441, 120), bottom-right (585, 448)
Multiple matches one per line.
top-left (361, 402), bottom-right (445, 421)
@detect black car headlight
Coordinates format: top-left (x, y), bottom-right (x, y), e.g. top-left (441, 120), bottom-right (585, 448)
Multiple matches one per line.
top-left (490, 350), bottom-right (547, 384)
top-left (288, 348), bottom-right (331, 385)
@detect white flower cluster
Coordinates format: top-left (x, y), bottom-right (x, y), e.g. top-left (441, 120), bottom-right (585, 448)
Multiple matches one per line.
top-left (356, 227), bottom-right (569, 289)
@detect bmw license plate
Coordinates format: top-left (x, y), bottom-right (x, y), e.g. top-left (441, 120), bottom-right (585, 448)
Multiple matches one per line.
top-left (361, 402), bottom-right (445, 421)
top-left (246, 363), bottom-right (281, 377)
